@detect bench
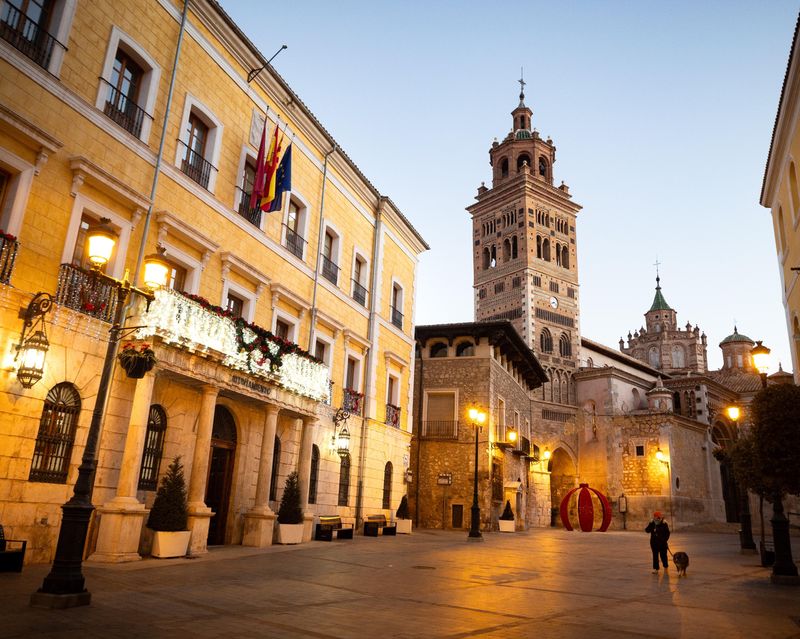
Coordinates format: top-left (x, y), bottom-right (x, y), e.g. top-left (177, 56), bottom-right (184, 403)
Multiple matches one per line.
top-left (314, 516), bottom-right (354, 541)
top-left (363, 514), bottom-right (397, 537)
top-left (0, 524), bottom-right (27, 573)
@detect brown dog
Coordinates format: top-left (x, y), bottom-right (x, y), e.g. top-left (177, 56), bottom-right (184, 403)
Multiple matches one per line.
top-left (672, 551), bottom-right (689, 577)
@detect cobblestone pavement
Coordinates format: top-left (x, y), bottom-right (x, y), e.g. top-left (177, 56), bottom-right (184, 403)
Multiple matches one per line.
top-left (2, 528), bottom-right (799, 638)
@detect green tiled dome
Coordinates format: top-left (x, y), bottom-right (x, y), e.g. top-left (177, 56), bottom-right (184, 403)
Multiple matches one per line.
top-left (719, 326), bottom-right (754, 346)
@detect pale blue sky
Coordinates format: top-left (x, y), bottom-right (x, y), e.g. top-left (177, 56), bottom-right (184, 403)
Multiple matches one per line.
top-left (222, 1), bottom-right (798, 372)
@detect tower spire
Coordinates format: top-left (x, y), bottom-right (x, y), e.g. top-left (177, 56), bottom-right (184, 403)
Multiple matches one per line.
top-left (518, 67), bottom-right (526, 107)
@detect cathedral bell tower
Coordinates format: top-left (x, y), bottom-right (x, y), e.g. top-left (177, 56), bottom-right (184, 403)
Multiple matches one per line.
top-left (468, 78), bottom-right (582, 407)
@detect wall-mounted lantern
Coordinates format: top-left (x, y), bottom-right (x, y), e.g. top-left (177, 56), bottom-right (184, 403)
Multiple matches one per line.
top-left (15, 292), bottom-right (54, 389)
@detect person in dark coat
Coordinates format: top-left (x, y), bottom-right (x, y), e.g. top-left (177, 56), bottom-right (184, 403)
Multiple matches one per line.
top-left (645, 511), bottom-right (670, 573)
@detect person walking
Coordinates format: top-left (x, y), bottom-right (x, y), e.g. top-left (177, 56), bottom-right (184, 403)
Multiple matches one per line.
top-left (645, 511), bottom-right (670, 573)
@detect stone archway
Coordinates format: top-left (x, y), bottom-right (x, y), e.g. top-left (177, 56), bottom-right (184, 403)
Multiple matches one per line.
top-left (712, 421), bottom-right (740, 523)
top-left (548, 447), bottom-right (577, 527)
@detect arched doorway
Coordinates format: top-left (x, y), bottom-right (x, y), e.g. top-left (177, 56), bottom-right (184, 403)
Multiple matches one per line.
top-left (712, 422), bottom-right (739, 523)
top-left (548, 447), bottom-right (577, 527)
top-left (206, 405), bottom-right (237, 545)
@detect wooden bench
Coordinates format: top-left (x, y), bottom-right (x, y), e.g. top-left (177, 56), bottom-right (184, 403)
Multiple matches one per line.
top-left (363, 514), bottom-right (397, 537)
top-left (0, 524), bottom-right (27, 573)
top-left (314, 516), bottom-right (354, 541)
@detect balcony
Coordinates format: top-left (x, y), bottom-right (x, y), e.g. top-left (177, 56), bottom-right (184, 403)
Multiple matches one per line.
top-left (513, 435), bottom-right (531, 456)
top-left (178, 140), bottom-right (215, 190)
top-left (101, 79), bottom-right (150, 138)
top-left (422, 420), bottom-right (458, 439)
top-left (343, 387), bottom-right (364, 416)
top-left (235, 188), bottom-right (262, 228)
top-left (0, 233), bottom-right (19, 284)
top-left (55, 263), bottom-right (121, 323)
top-left (321, 255), bottom-right (339, 286)
top-left (391, 306), bottom-right (403, 330)
top-left (283, 225), bottom-right (305, 260)
top-left (385, 403), bottom-right (401, 428)
top-left (352, 280), bottom-right (368, 307)
top-left (0, 3), bottom-right (65, 70)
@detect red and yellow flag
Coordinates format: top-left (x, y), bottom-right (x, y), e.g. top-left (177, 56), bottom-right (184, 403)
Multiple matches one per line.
top-left (260, 124), bottom-right (282, 212)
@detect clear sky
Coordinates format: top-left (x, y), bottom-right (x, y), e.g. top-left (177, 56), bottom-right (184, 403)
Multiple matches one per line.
top-left (221, 1), bottom-right (797, 373)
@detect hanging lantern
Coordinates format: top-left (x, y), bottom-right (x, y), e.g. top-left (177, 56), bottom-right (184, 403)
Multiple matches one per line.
top-left (17, 329), bottom-right (49, 388)
top-left (559, 483), bottom-right (612, 532)
top-left (336, 426), bottom-right (350, 458)
top-left (86, 218), bottom-right (117, 269)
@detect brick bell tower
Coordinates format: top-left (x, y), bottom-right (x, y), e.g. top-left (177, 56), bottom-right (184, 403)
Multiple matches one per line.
top-left (468, 77), bottom-right (582, 404)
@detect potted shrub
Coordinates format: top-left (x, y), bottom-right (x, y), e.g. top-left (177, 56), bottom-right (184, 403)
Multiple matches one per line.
top-left (118, 342), bottom-right (156, 378)
top-left (147, 457), bottom-right (191, 558)
top-left (277, 471), bottom-right (304, 544)
top-left (499, 500), bottom-right (515, 532)
top-left (395, 495), bottom-right (412, 534)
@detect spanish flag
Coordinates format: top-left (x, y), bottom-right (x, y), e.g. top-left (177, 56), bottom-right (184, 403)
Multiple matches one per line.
top-left (268, 144), bottom-right (292, 212)
top-left (260, 125), bottom-right (282, 212)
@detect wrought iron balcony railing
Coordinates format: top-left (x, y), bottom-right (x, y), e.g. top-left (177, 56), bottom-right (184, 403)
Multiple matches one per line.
top-left (321, 255), bottom-right (339, 286)
top-left (178, 140), bottom-right (215, 190)
top-left (343, 387), bottom-right (364, 416)
top-left (385, 403), bottom-right (401, 428)
top-left (0, 3), bottom-right (65, 70)
top-left (55, 263), bottom-right (121, 323)
top-left (0, 234), bottom-right (19, 284)
top-left (422, 420), bottom-right (458, 439)
top-left (283, 225), bottom-right (306, 260)
top-left (101, 78), bottom-right (150, 138)
top-left (352, 280), bottom-right (368, 307)
top-left (235, 187), bottom-right (262, 227)
top-left (391, 306), bottom-right (403, 330)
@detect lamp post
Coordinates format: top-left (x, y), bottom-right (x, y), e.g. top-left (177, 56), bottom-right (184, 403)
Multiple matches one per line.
top-left (726, 405), bottom-right (756, 553)
top-left (30, 223), bottom-right (168, 609)
top-left (467, 407), bottom-right (486, 540)
top-left (751, 340), bottom-right (770, 390)
top-left (655, 448), bottom-right (673, 525)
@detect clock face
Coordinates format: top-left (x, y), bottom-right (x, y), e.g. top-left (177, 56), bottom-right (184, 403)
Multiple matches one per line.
top-left (549, 296), bottom-right (558, 309)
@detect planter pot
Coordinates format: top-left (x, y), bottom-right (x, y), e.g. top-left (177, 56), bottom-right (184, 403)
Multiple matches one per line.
top-left (498, 519), bottom-right (515, 533)
top-left (119, 357), bottom-right (155, 379)
top-left (396, 518), bottom-right (412, 534)
top-left (277, 522), bottom-right (304, 545)
top-left (151, 530), bottom-right (191, 558)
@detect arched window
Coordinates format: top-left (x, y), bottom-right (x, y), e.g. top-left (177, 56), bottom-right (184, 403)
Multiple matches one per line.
top-left (556, 244), bottom-right (562, 267)
top-left (538, 156), bottom-right (548, 178)
top-left (542, 238), bottom-right (551, 261)
top-left (500, 158), bottom-right (509, 178)
top-left (29, 382), bottom-right (81, 484)
top-left (632, 388), bottom-right (641, 409)
top-left (559, 333), bottom-right (571, 357)
top-left (673, 392), bottom-right (682, 415)
top-left (561, 377), bottom-right (568, 405)
top-left (553, 371), bottom-right (562, 403)
top-left (671, 345), bottom-right (685, 369)
top-left (586, 357), bottom-right (594, 368)
top-left (490, 245), bottom-right (497, 268)
top-left (429, 343), bottom-right (448, 358)
top-left (540, 328), bottom-right (553, 353)
top-left (517, 154), bottom-right (531, 171)
top-left (138, 405), bottom-right (167, 491)
top-left (482, 247), bottom-right (490, 270)
top-left (269, 436), bottom-right (281, 501)
top-left (502, 238), bottom-right (511, 261)
top-left (456, 341), bottom-right (475, 357)
top-left (511, 236), bottom-right (518, 259)
top-left (308, 445), bottom-right (320, 504)
top-left (791, 162), bottom-right (799, 221)
top-left (382, 461), bottom-right (393, 509)
top-left (536, 236), bottom-right (542, 258)
top-left (561, 245), bottom-right (569, 269)
top-left (778, 206), bottom-right (787, 252)
top-left (648, 346), bottom-right (660, 368)
top-left (338, 453), bottom-right (351, 506)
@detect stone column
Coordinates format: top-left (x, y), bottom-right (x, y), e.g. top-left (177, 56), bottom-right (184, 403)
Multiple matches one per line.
top-left (89, 371), bottom-right (156, 563)
top-left (297, 416), bottom-right (317, 542)
top-left (242, 404), bottom-right (279, 547)
top-left (186, 385), bottom-right (218, 555)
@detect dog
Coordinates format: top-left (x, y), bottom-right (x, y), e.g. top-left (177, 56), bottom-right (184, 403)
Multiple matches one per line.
top-left (672, 551), bottom-right (689, 577)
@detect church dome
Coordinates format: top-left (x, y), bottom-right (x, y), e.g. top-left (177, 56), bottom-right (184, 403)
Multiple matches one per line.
top-left (515, 129), bottom-right (532, 140)
top-left (719, 326), bottom-right (754, 347)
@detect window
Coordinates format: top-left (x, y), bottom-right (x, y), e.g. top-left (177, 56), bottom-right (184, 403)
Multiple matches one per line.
top-left (226, 292), bottom-right (244, 319)
top-left (425, 391), bottom-right (456, 424)
top-left (538, 156), bottom-right (549, 179)
top-left (455, 341), bottom-right (474, 357)
top-left (549, 281), bottom-right (559, 293)
top-left (540, 328), bottom-right (553, 353)
top-left (635, 444), bottom-right (645, 457)
top-left (671, 345), bottom-right (685, 369)
top-left (497, 397), bottom-right (506, 441)
top-left (175, 96), bottom-right (222, 192)
top-left (542, 238), bottom-right (551, 261)
top-left (314, 339), bottom-right (327, 363)
top-left (321, 227), bottom-right (340, 285)
top-left (533, 275), bottom-right (541, 287)
top-left (0, 0), bottom-right (73, 74)
top-left (29, 382), bottom-right (80, 483)
top-left (478, 288), bottom-right (486, 299)
top-left (500, 157), bottom-right (509, 178)
top-left (791, 162), bottom-right (799, 222)
top-left (559, 333), bottom-right (572, 357)
top-left (283, 199), bottom-right (307, 260)
top-left (387, 374), bottom-right (398, 406)
top-left (346, 356), bottom-right (360, 392)
top-left (391, 283), bottom-right (403, 329)
top-left (352, 254), bottom-right (368, 306)
top-left (138, 405), bottom-right (166, 491)
top-left (165, 260), bottom-right (187, 292)
top-left (71, 213), bottom-right (109, 272)
top-left (275, 319), bottom-right (290, 340)
top-left (512, 276), bottom-right (521, 289)
top-left (338, 454), bottom-right (350, 506)
top-left (429, 343), bottom-right (448, 358)
top-left (494, 282), bottom-right (504, 294)
top-left (236, 157), bottom-right (261, 227)
top-left (308, 445), bottom-right (319, 505)
top-left (382, 462), bottom-right (392, 509)
top-left (648, 346), bottom-right (660, 368)
top-left (269, 436), bottom-right (281, 501)
top-left (517, 153), bottom-right (531, 171)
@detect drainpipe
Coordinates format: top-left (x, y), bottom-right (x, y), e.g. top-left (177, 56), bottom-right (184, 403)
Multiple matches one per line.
top-left (307, 145), bottom-right (336, 353)
top-left (354, 197), bottom-right (385, 527)
top-left (131, 0), bottom-right (190, 285)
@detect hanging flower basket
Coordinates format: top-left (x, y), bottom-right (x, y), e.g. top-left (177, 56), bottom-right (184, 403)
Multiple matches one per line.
top-left (118, 342), bottom-right (157, 378)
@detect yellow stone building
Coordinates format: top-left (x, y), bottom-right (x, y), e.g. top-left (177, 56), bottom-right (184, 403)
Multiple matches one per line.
top-left (0, 0), bottom-right (427, 563)
top-left (761, 14), bottom-right (800, 383)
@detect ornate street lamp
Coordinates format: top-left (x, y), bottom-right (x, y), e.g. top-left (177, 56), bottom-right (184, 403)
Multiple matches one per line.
top-left (726, 405), bottom-right (756, 553)
top-left (468, 406), bottom-right (487, 540)
top-left (31, 230), bottom-right (168, 609)
top-left (751, 341), bottom-right (770, 389)
top-left (332, 407), bottom-right (351, 458)
top-left (14, 292), bottom-right (54, 388)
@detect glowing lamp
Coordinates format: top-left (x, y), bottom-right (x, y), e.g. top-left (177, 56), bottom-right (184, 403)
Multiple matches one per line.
top-left (507, 428), bottom-right (517, 444)
top-left (468, 407), bottom-right (486, 425)
top-left (750, 341), bottom-right (771, 376)
top-left (543, 448), bottom-right (551, 461)
top-left (336, 426), bottom-right (350, 458)
top-left (86, 218), bottom-right (117, 269)
top-left (142, 247), bottom-right (170, 291)
top-left (726, 406), bottom-right (740, 422)
top-left (17, 329), bottom-right (49, 388)
top-left (656, 448), bottom-right (667, 463)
